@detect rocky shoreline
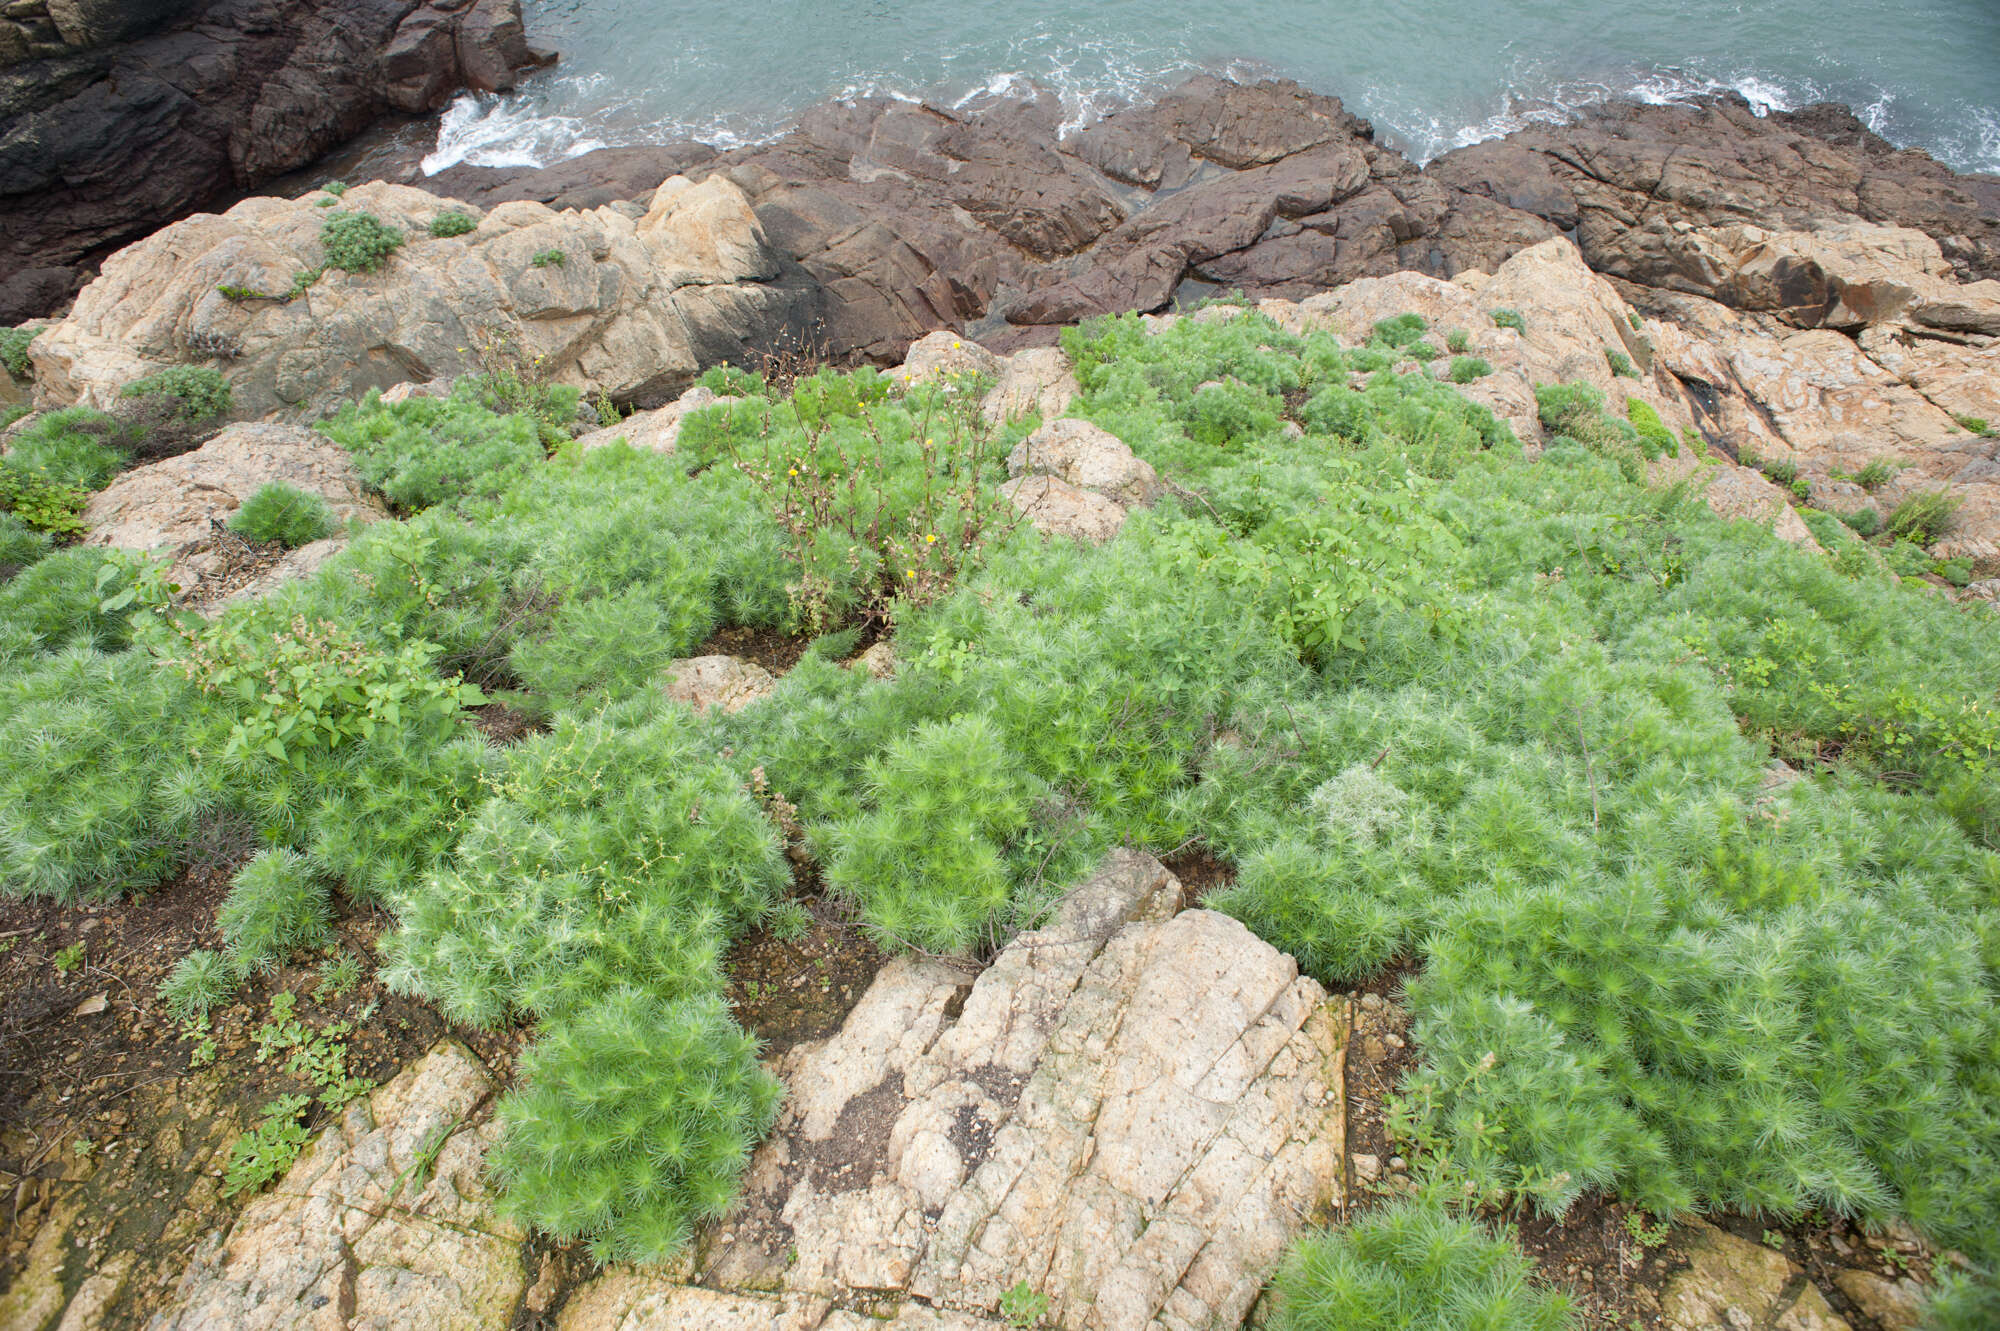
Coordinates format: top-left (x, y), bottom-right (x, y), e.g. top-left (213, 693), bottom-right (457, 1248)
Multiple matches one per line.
top-left (385, 76), bottom-right (2000, 362)
top-left (0, 0), bottom-right (552, 322)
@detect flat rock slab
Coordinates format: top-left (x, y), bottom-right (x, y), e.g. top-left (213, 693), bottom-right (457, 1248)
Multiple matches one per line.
top-left (83, 423), bottom-right (385, 552)
top-left (157, 1040), bottom-right (526, 1331)
top-left (693, 848), bottom-right (1347, 1330)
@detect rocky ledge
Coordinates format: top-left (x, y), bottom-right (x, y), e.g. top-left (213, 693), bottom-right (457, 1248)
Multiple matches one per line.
top-left (121, 851), bottom-right (1346, 1331)
top-left (403, 76), bottom-right (1999, 367)
top-left (0, 0), bottom-right (552, 322)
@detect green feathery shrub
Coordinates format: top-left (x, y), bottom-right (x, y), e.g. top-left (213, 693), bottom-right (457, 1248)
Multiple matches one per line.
top-left (1625, 399), bottom-right (1678, 460)
top-left (1837, 506), bottom-right (1883, 538)
top-left (1491, 308), bottom-right (1527, 333)
top-left (158, 949), bottom-right (240, 1022)
top-left (1, 325), bottom-right (38, 378)
top-left (1446, 328), bottom-right (1471, 354)
top-left (228, 482), bottom-right (338, 548)
top-left (1371, 313), bottom-right (1429, 348)
top-left (319, 384), bottom-right (546, 510)
top-left (821, 712), bottom-right (1043, 953)
top-left (489, 989), bottom-right (782, 1262)
top-left (218, 848), bottom-right (334, 973)
top-left (3, 407), bottom-right (128, 489)
top-left (1272, 1195), bottom-right (1575, 1331)
top-left (1535, 383), bottom-right (1644, 481)
top-left (1605, 348), bottom-right (1639, 379)
top-left (321, 211), bottom-right (404, 274)
top-left (0, 547), bottom-right (146, 654)
top-left (0, 649), bottom-right (225, 899)
top-left (1449, 356), bottom-right (1493, 383)
top-left (429, 211), bottom-right (478, 238)
top-left (121, 366), bottom-right (232, 423)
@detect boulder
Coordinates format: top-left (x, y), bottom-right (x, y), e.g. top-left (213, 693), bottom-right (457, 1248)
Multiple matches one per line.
top-left (662, 655), bottom-right (778, 715)
top-left (30, 177), bottom-right (814, 420)
top-left (1831, 1269), bottom-right (1926, 1331)
top-left (157, 1041), bottom-right (528, 1331)
top-left (1007, 418), bottom-right (1160, 507)
top-left (999, 476), bottom-right (1132, 546)
top-left (981, 346), bottom-right (1080, 425)
top-left (889, 330), bottom-right (1005, 386)
top-left (81, 423), bottom-right (384, 552)
top-left (575, 385), bottom-right (747, 454)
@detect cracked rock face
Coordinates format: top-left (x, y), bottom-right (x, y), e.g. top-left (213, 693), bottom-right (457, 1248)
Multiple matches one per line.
top-left (682, 848), bottom-right (1347, 1330)
top-left (141, 852), bottom-right (1346, 1331)
top-left (155, 1040), bottom-right (526, 1331)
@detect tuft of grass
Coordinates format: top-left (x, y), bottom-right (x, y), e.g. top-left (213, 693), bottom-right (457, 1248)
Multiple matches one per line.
top-left (1, 407), bottom-right (128, 490)
top-left (1855, 457), bottom-right (1900, 490)
top-left (1605, 348), bottom-right (1639, 379)
top-left (1273, 1195), bottom-right (1575, 1331)
top-left (1886, 488), bottom-right (1962, 546)
top-left (1446, 329), bottom-right (1471, 354)
top-left (1449, 356), bottom-right (1493, 384)
top-left (228, 482), bottom-right (338, 548)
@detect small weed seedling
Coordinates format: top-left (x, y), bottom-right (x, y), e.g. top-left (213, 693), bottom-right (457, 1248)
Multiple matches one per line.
top-left (1000, 1281), bottom-right (1049, 1328)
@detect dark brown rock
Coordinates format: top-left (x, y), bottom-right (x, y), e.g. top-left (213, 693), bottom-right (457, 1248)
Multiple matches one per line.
top-left (420, 143), bottom-right (719, 210)
top-left (381, 6), bottom-right (458, 112)
top-left (454, 0), bottom-right (540, 93)
top-left (0, 0), bottom-right (544, 323)
top-left (1427, 95), bottom-right (2000, 287)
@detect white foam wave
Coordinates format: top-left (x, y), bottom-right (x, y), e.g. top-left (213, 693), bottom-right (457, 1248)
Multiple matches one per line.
top-left (419, 42), bottom-right (2000, 183)
top-left (1394, 65), bottom-right (1857, 164)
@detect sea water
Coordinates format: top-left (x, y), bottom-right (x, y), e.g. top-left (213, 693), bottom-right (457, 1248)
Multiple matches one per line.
top-left (421, 0), bottom-right (2000, 177)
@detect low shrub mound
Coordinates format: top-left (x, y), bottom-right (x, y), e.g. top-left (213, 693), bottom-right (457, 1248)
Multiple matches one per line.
top-left (229, 481), bottom-right (338, 548)
top-left (3, 302), bottom-right (1997, 1313)
top-left (320, 210), bottom-right (404, 274)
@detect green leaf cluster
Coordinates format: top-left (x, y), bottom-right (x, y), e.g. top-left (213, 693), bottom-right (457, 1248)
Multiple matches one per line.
top-left (320, 210), bottom-right (404, 273)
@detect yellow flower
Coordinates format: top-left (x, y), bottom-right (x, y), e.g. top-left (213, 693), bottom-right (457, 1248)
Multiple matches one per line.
top-left (952, 340), bottom-right (961, 350)
top-left (788, 467), bottom-right (798, 477)
top-left (905, 568), bottom-right (916, 578)
top-left (925, 533), bottom-right (936, 544)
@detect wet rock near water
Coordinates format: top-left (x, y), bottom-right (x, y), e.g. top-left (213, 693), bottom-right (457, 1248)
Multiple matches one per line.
top-left (0, 0), bottom-right (552, 324)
